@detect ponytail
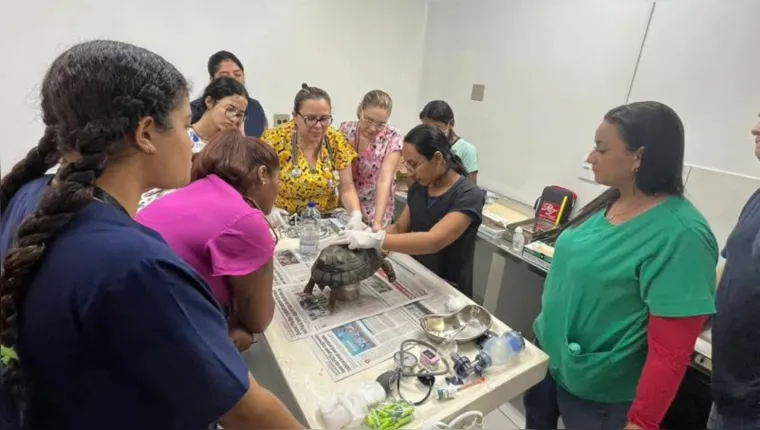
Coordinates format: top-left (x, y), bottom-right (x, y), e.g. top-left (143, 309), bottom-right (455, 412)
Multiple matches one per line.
top-left (449, 153), bottom-right (468, 176)
top-left (0, 125), bottom-right (60, 214)
top-left (533, 188), bottom-right (619, 244)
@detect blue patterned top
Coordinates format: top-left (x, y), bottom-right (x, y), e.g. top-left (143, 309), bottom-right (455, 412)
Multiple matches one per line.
top-left (188, 128), bottom-right (206, 154)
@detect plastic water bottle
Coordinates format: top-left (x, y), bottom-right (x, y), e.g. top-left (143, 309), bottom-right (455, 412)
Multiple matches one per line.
top-left (512, 226), bottom-right (526, 253)
top-left (299, 202), bottom-right (320, 258)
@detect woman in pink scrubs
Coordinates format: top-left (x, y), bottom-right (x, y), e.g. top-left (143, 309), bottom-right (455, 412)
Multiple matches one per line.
top-left (339, 90), bottom-right (403, 231)
top-left (136, 129), bottom-right (280, 351)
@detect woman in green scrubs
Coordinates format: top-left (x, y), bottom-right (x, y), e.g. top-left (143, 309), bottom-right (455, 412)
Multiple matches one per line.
top-left (524, 101), bottom-right (718, 430)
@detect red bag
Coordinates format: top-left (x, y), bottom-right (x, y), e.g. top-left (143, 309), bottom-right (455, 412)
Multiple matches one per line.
top-left (534, 186), bottom-right (577, 232)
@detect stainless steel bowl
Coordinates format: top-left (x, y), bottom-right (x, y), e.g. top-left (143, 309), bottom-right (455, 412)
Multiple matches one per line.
top-left (420, 304), bottom-right (493, 343)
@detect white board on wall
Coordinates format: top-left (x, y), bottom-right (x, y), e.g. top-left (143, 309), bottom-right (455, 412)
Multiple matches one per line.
top-left (629, 0), bottom-right (760, 179)
top-left (419, 0), bottom-right (654, 205)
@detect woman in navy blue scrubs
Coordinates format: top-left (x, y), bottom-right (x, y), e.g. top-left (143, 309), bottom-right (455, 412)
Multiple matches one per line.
top-left (0, 40), bottom-right (303, 430)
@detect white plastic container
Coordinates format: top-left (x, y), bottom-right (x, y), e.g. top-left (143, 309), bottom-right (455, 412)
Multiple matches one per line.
top-left (512, 226), bottom-right (526, 253)
top-left (317, 381), bottom-right (387, 428)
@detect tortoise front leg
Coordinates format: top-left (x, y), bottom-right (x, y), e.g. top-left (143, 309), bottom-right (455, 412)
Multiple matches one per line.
top-left (327, 286), bottom-right (338, 311)
top-left (380, 259), bottom-right (397, 283)
top-left (303, 278), bottom-right (316, 295)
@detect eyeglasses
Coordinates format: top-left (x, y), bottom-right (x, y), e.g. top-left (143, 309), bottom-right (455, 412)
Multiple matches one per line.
top-left (225, 106), bottom-right (246, 123)
top-left (403, 159), bottom-right (428, 172)
top-left (360, 115), bottom-right (388, 130)
top-left (244, 197), bottom-right (279, 246)
top-left (297, 113), bottom-right (333, 127)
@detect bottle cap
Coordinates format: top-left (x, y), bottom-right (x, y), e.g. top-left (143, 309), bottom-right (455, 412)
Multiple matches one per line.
top-left (515, 226), bottom-right (523, 233)
top-left (308, 201), bottom-right (316, 207)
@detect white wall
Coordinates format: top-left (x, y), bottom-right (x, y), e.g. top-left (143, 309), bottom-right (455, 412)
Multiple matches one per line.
top-left (0, 0), bottom-right (429, 173)
top-left (629, 0), bottom-right (760, 177)
top-left (3, 0), bottom-right (759, 249)
top-left (420, 0), bottom-right (653, 206)
top-left (420, 0), bottom-right (760, 248)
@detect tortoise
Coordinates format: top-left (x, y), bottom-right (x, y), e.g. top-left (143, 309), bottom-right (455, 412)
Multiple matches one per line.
top-left (303, 244), bottom-right (397, 310)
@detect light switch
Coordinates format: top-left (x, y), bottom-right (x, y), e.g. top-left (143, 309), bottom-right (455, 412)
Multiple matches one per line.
top-left (273, 114), bottom-right (290, 126)
top-left (470, 84), bottom-right (485, 102)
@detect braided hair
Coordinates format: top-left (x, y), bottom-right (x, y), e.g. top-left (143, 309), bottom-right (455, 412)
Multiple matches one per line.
top-left (0, 40), bottom-right (188, 410)
top-left (0, 128), bottom-right (61, 214)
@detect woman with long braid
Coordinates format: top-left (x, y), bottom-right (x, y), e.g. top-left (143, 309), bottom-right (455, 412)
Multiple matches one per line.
top-left (0, 40), bottom-right (303, 430)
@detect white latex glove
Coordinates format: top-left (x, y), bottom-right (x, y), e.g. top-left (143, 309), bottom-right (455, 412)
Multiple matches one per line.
top-left (266, 207), bottom-right (289, 228)
top-left (333, 229), bottom-right (386, 250)
top-left (345, 210), bottom-right (368, 231)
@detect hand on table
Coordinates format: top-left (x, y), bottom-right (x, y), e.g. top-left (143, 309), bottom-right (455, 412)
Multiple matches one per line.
top-left (345, 210), bottom-right (368, 231)
top-left (333, 229), bottom-right (386, 250)
top-left (229, 326), bottom-right (255, 352)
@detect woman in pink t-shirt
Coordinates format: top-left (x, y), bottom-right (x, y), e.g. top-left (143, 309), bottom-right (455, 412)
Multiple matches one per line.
top-left (136, 129), bottom-right (280, 351)
top-left (339, 90), bottom-right (403, 232)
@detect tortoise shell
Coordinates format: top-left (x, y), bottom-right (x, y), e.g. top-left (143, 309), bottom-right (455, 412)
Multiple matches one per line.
top-left (311, 244), bottom-right (385, 287)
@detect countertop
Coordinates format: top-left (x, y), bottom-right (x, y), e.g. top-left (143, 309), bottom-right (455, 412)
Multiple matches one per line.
top-left (263, 238), bottom-right (550, 428)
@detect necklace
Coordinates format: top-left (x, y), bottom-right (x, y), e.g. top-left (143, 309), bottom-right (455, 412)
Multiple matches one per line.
top-left (354, 126), bottom-right (372, 153)
top-left (607, 198), bottom-right (650, 222)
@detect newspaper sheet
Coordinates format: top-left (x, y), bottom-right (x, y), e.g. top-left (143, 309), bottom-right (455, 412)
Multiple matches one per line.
top-left (307, 294), bottom-right (452, 381)
top-left (273, 248), bottom-right (314, 287)
top-left (272, 265), bottom-right (435, 341)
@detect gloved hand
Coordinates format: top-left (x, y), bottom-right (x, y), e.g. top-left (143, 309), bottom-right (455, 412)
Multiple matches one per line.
top-left (345, 210), bottom-right (368, 231)
top-left (333, 229), bottom-right (386, 250)
top-left (266, 207), bottom-right (289, 228)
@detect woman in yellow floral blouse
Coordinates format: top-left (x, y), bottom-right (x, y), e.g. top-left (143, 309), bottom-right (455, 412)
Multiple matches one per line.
top-left (261, 83), bottom-right (366, 230)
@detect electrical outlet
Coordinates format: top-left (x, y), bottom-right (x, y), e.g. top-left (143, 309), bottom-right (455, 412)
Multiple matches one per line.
top-left (470, 84), bottom-right (485, 102)
top-left (273, 114), bottom-right (290, 126)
